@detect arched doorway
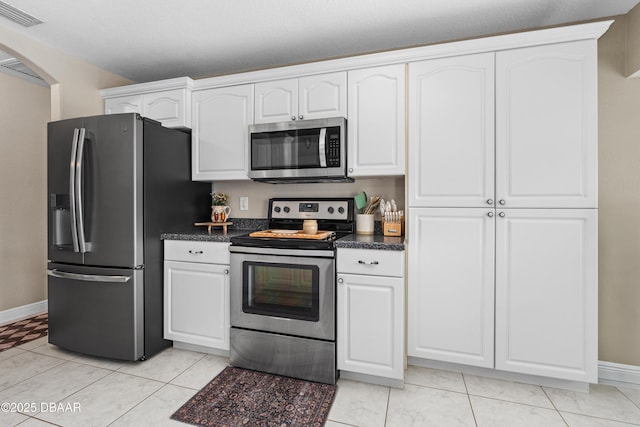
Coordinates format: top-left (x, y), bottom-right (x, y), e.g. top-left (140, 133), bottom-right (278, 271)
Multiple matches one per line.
top-left (0, 46), bottom-right (53, 317)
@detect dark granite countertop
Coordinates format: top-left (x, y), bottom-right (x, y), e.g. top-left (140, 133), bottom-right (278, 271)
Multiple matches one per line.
top-left (161, 217), bottom-right (404, 250)
top-left (161, 229), bottom-right (250, 242)
top-left (161, 218), bottom-right (267, 242)
top-left (334, 234), bottom-right (405, 251)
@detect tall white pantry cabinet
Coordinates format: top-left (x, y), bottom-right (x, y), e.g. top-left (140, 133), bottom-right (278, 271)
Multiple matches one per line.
top-left (408, 38), bottom-right (600, 382)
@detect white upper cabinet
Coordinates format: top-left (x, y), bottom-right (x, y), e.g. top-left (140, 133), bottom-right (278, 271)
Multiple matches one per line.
top-left (408, 53), bottom-right (495, 207)
top-left (105, 95), bottom-right (141, 114)
top-left (101, 77), bottom-right (193, 129)
top-left (494, 209), bottom-right (598, 382)
top-left (495, 41), bottom-right (597, 208)
top-left (347, 64), bottom-right (406, 177)
top-left (191, 84), bottom-right (254, 181)
top-left (142, 89), bottom-right (190, 128)
top-left (254, 78), bottom-right (297, 123)
top-left (254, 72), bottom-right (346, 124)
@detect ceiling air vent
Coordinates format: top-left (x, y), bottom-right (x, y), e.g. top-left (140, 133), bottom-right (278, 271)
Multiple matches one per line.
top-left (0, 1), bottom-right (42, 27)
top-left (0, 52), bottom-right (47, 86)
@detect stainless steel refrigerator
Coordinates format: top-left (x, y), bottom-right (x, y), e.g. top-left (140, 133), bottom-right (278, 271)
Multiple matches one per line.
top-left (47, 113), bottom-right (209, 361)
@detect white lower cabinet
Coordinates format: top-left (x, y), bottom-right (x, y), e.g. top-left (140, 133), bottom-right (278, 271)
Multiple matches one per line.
top-left (337, 248), bottom-right (405, 381)
top-left (163, 241), bottom-right (230, 350)
top-left (494, 209), bottom-right (598, 382)
top-left (407, 208), bottom-right (495, 368)
top-left (408, 208), bottom-right (598, 383)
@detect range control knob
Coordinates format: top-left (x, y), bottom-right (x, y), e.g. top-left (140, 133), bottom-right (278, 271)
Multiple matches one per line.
top-left (274, 206), bottom-right (281, 213)
top-left (328, 206), bottom-right (335, 214)
top-left (283, 206), bottom-right (290, 213)
top-left (338, 207), bottom-right (345, 214)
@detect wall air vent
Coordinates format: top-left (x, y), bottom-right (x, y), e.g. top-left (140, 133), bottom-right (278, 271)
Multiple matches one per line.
top-left (0, 1), bottom-right (42, 27)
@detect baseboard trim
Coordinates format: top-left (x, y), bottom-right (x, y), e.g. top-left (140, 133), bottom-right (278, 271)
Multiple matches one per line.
top-left (0, 300), bottom-right (48, 325)
top-left (599, 361), bottom-right (640, 390)
top-left (172, 341), bottom-right (230, 358)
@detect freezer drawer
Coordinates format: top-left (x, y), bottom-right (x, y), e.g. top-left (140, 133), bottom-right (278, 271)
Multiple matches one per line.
top-left (47, 263), bottom-right (144, 361)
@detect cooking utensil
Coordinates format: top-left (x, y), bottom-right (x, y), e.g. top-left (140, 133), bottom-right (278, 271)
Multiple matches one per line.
top-left (354, 192), bottom-right (368, 213)
top-left (364, 196), bottom-right (381, 214)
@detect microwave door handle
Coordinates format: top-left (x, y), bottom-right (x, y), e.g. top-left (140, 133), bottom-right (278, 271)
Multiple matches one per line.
top-left (69, 128), bottom-right (80, 252)
top-left (75, 127), bottom-right (87, 253)
top-left (318, 127), bottom-right (327, 167)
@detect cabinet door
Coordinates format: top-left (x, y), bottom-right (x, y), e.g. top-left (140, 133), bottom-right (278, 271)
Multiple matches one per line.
top-left (337, 273), bottom-right (404, 380)
top-left (105, 95), bottom-right (142, 115)
top-left (495, 209), bottom-right (597, 382)
top-left (192, 85), bottom-right (254, 181)
top-left (408, 53), bottom-right (495, 208)
top-left (254, 78), bottom-right (297, 123)
top-left (495, 40), bottom-right (597, 208)
top-left (143, 89), bottom-right (190, 128)
top-left (348, 65), bottom-right (405, 177)
top-left (164, 260), bottom-right (230, 350)
top-left (407, 208), bottom-right (495, 368)
top-left (299, 72), bottom-right (347, 120)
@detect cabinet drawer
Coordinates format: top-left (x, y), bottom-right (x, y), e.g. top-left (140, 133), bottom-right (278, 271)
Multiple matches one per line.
top-left (164, 240), bottom-right (230, 264)
top-left (337, 248), bottom-right (404, 277)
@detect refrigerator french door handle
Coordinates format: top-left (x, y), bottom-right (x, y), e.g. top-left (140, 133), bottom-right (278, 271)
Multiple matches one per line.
top-left (75, 127), bottom-right (88, 253)
top-left (47, 269), bottom-right (131, 283)
top-left (69, 128), bottom-right (80, 252)
top-left (318, 128), bottom-right (327, 168)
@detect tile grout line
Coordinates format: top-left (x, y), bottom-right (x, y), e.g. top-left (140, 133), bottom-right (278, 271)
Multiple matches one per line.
top-left (541, 386), bottom-right (570, 427)
top-left (382, 385), bottom-right (391, 427)
top-left (462, 373), bottom-right (479, 427)
top-left (105, 382), bottom-right (174, 426)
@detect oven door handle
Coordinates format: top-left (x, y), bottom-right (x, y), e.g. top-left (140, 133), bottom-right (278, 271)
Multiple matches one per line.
top-left (229, 245), bottom-right (335, 258)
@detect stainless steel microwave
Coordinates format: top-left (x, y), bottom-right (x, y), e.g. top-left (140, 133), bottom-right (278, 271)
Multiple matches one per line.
top-left (248, 117), bottom-right (351, 183)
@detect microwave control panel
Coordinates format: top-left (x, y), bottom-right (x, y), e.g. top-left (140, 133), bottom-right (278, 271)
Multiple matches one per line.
top-left (326, 128), bottom-right (341, 167)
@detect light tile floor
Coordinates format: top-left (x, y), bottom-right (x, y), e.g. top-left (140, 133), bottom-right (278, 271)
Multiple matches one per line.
top-left (1, 338), bottom-right (639, 426)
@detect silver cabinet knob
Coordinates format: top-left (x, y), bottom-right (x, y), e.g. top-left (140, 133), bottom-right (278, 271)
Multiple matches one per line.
top-left (498, 212), bottom-right (506, 217)
top-left (499, 200), bottom-right (506, 205)
top-left (298, 115), bottom-right (304, 120)
top-left (224, 269), bottom-right (229, 275)
top-left (487, 199), bottom-right (494, 205)
top-left (349, 168), bottom-right (354, 173)
top-left (487, 212), bottom-right (494, 217)
top-left (291, 116), bottom-right (296, 120)
top-left (338, 277), bottom-right (344, 284)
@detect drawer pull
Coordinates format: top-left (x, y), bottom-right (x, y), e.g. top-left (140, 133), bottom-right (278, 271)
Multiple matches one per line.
top-left (358, 260), bottom-right (379, 265)
top-left (188, 250), bottom-right (204, 254)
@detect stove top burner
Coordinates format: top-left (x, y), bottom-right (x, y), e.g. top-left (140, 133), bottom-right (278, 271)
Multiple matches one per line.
top-left (231, 197), bottom-right (355, 250)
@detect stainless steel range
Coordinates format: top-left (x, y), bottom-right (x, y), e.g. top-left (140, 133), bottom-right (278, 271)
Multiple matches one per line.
top-left (229, 197), bottom-right (355, 384)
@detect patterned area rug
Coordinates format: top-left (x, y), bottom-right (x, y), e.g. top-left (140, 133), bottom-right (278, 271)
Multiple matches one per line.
top-left (171, 366), bottom-right (336, 427)
top-left (0, 313), bottom-right (48, 352)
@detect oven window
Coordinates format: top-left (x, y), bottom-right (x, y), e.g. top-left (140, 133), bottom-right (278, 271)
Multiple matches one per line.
top-left (243, 261), bottom-right (319, 321)
top-left (251, 129), bottom-right (322, 170)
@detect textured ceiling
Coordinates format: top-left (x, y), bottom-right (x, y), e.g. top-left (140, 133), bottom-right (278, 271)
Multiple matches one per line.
top-left (1, 0), bottom-right (639, 83)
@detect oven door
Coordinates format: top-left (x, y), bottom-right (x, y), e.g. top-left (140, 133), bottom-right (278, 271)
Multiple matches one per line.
top-left (230, 246), bottom-right (335, 340)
